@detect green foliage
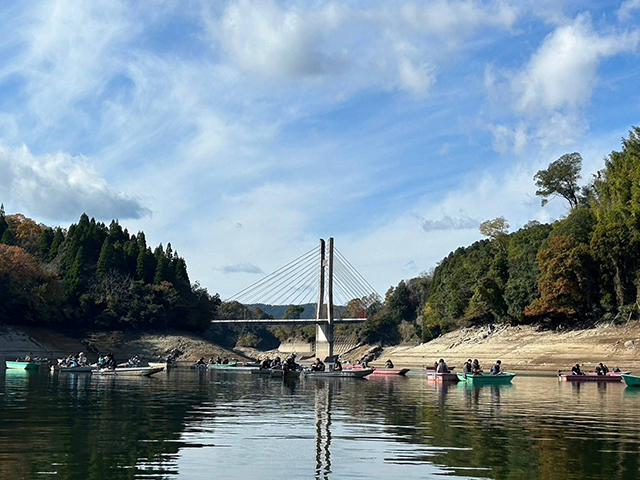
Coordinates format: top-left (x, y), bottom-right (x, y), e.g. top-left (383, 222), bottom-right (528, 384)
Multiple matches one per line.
top-left (534, 152), bottom-right (582, 210)
top-left (0, 210), bottom-right (215, 331)
top-left (283, 304), bottom-right (305, 319)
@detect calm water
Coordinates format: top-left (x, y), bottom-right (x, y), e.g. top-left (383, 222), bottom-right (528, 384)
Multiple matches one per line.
top-left (1, 369), bottom-right (639, 480)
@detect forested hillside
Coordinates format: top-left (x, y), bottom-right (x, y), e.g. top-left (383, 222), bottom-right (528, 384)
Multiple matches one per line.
top-left (0, 211), bottom-right (220, 331)
top-left (361, 127), bottom-right (640, 344)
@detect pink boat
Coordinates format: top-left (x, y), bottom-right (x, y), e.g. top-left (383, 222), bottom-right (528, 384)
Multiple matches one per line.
top-left (559, 372), bottom-right (627, 382)
top-left (427, 372), bottom-right (459, 382)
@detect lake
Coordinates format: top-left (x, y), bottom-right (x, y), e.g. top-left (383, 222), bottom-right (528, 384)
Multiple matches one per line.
top-left (1, 368), bottom-right (639, 479)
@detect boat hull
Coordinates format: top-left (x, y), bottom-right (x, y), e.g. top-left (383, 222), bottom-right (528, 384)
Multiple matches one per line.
top-left (622, 374), bottom-right (640, 386)
top-left (370, 368), bottom-right (410, 376)
top-left (52, 366), bottom-right (93, 373)
top-left (98, 367), bottom-right (164, 377)
top-left (148, 362), bottom-right (171, 369)
top-left (303, 368), bottom-right (374, 378)
top-left (457, 372), bottom-right (515, 384)
top-left (5, 361), bottom-right (42, 370)
top-left (427, 372), bottom-right (459, 382)
top-left (559, 373), bottom-right (623, 382)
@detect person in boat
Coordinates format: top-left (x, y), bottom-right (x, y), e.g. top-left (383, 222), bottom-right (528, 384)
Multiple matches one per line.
top-left (462, 359), bottom-right (472, 374)
top-left (107, 353), bottom-right (117, 369)
top-left (333, 358), bottom-right (343, 372)
top-left (216, 356), bottom-right (222, 364)
top-left (571, 364), bottom-right (584, 375)
top-left (196, 357), bottom-right (206, 366)
top-left (385, 359), bottom-right (394, 369)
top-left (436, 358), bottom-right (450, 373)
top-left (260, 358), bottom-right (271, 369)
top-left (600, 363), bottom-right (609, 374)
top-left (25, 352), bottom-right (33, 362)
top-left (283, 354), bottom-right (298, 372)
top-left (78, 352), bottom-right (87, 366)
top-left (310, 358), bottom-right (325, 372)
top-left (613, 365), bottom-right (621, 373)
top-left (272, 356), bottom-right (282, 368)
top-left (222, 357), bottom-right (229, 364)
top-left (490, 360), bottom-right (502, 375)
top-left (471, 359), bottom-right (482, 374)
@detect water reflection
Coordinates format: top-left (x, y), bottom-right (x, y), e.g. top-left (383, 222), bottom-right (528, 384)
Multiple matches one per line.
top-left (314, 382), bottom-right (332, 479)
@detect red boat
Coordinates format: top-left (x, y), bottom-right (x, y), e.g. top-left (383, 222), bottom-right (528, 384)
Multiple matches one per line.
top-left (427, 372), bottom-right (459, 382)
top-left (559, 372), bottom-right (627, 382)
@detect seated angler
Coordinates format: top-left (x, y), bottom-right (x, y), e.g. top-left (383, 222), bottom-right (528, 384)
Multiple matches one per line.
top-left (436, 358), bottom-right (449, 373)
top-left (462, 359), bottom-right (473, 374)
top-left (310, 358), bottom-right (325, 372)
top-left (385, 359), bottom-right (394, 369)
top-left (571, 363), bottom-right (584, 375)
top-left (333, 358), bottom-right (342, 372)
top-left (471, 359), bottom-right (482, 374)
top-left (490, 360), bottom-right (502, 375)
top-left (260, 358), bottom-right (271, 369)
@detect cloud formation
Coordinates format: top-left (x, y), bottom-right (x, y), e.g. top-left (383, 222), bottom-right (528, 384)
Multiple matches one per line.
top-left (0, 144), bottom-right (149, 221)
top-left (421, 215), bottom-right (479, 232)
top-left (221, 263), bottom-right (264, 274)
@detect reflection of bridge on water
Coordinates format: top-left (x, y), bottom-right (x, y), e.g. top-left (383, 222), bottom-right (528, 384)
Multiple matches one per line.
top-left (314, 381), bottom-right (333, 480)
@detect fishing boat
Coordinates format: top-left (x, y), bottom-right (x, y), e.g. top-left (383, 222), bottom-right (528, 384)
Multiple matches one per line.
top-left (558, 372), bottom-right (625, 382)
top-left (370, 368), bottom-right (410, 376)
top-left (427, 372), bottom-right (459, 382)
top-left (51, 365), bottom-right (93, 373)
top-left (98, 367), bottom-right (164, 377)
top-left (148, 362), bottom-right (171, 369)
top-left (303, 368), bottom-right (374, 378)
top-left (622, 374), bottom-right (640, 387)
top-left (209, 364), bottom-right (259, 373)
top-left (5, 360), bottom-right (45, 370)
top-left (456, 372), bottom-right (516, 384)
top-left (208, 362), bottom-right (239, 369)
top-left (344, 364), bottom-right (409, 376)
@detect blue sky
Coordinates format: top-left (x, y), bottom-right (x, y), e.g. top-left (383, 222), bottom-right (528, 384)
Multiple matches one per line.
top-left (0, 0), bottom-right (639, 299)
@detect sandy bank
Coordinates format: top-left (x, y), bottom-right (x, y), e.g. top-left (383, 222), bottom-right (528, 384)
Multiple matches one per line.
top-left (368, 322), bottom-right (640, 372)
top-left (0, 324), bottom-right (250, 363)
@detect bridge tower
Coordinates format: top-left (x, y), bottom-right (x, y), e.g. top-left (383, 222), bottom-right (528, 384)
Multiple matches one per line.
top-left (315, 238), bottom-right (334, 359)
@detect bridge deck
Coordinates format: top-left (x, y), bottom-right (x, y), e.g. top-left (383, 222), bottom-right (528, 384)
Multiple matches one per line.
top-left (210, 318), bottom-right (366, 325)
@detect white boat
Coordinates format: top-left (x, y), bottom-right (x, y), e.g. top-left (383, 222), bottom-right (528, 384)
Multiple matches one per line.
top-left (303, 368), bottom-right (373, 378)
top-left (148, 362), bottom-right (169, 370)
top-left (51, 365), bottom-right (94, 373)
top-left (98, 367), bottom-right (164, 377)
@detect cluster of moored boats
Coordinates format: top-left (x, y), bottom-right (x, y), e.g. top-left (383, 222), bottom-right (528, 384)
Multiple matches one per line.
top-left (7, 353), bottom-right (640, 386)
top-left (5, 353), bottom-right (165, 377)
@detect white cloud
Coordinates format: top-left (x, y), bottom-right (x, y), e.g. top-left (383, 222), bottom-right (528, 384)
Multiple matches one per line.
top-left (420, 214), bottom-right (478, 231)
top-left (214, 0), bottom-right (346, 78)
top-left (399, 0), bottom-right (518, 38)
top-left (0, 144), bottom-right (149, 221)
top-left (513, 14), bottom-right (639, 113)
top-left (618, 0), bottom-right (640, 21)
top-left (221, 263), bottom-right (264, 274)
top-left (398, 58), bottom-right (436, 95)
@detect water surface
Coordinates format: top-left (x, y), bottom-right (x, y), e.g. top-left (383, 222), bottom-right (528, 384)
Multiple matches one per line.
top-left (1, 369), bottom-right (639, 479)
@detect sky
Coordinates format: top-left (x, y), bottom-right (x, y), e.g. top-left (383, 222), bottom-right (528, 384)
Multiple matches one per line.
top-left (0, 0), bottom-right (639, 300)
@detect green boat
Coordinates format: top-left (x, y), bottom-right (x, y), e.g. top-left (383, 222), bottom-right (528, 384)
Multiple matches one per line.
top-left (5, 361), bottom-right (42, 371)
top-left (621, 374), bottom-right (640, 386)
top-left (208, 362), bottom-right (239, 369)
top-left (456, 372), bottom-right (516, 384)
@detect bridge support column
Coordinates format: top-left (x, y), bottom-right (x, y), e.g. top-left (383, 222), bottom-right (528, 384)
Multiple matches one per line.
top-left (316, 322), bottom-right (333, 360)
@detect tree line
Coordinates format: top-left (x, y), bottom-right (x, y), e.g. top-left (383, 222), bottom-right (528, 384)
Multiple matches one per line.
top-left (361, 126), bottom-right (640, 344)
top-left (0, 211), bottom-right (220, 331)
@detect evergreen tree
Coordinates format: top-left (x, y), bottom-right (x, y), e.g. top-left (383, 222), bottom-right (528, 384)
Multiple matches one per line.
top-left (154, 254), bottom-right (169, 285)
top-left (48, 228), bottom-right (64, 262)
top-left (0, 226), bottom-right (14, 245)
top-left (96, 237), bottom-right (117, 279)
top-left (175, 257), bottom-right (190, 284)
top-left (0, 204), bottom-right (7, 238)
top-left (65, 246), bottom-right (88, 299)
top-left (38, 227), bottom-right (54, 259)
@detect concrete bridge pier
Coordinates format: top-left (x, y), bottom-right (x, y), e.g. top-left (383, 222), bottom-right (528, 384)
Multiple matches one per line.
top-left (316, 322), bottom-right (333, 360)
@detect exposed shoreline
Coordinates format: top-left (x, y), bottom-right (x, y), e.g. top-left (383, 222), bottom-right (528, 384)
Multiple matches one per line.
top-left (2, 321), bottom-right (640, 373)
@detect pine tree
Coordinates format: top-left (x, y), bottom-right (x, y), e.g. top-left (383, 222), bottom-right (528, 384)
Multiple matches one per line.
top-left (48, 228), bottom-right (64, 262)
top-left (175, 257), bottom-right (190, 284)
top-left (65, 246), bottom-right (87, 298)
top-left (38, 228), bottom-right (54, 259)
top-left (0, 204), bottom-right (7, 238)
top-left (0, 227), bottom-right (14, 245)
top-left (154, 254), bottom-right (168, 284)
top-left (96, 237), bottom-right (116, 279)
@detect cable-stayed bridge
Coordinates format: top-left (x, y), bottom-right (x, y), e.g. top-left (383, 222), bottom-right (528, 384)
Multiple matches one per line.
top-left (212, 238), bottom-right (381, 359)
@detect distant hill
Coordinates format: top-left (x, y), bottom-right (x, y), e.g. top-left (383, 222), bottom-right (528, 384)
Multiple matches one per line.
top-left (249, 303), bottom-right (345, 319)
